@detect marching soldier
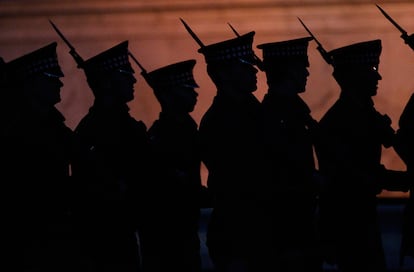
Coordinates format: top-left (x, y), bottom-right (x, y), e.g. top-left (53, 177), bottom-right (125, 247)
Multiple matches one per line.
top-left (181, 19), bottom-right (272, 272)
top-left (50, 21), bottom-right (149, 271)
top-left (134, 58), bottom-right (205, 272)
top-left (299, 16), bottom-right (412, 270)
top-left (68, 40), bottom-right (148, 272)
top-left (376, 5), bottom-right (414, 266)
top-left (50, 21), bottom-right (149, 272)
top-left (394, 93), bottom-right (414, 266)
top-left (315, 39), bottom-right (398, 271)
top-left (2, 42), bottom-right (75, 272)
top-left (257, 36), bottom-right (322, 271)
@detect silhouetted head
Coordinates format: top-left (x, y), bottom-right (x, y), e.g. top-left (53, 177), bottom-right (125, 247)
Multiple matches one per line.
top-left (198, 31), bottom-right (258, 95)
top-left (329, 39), bottom-right (382, 98)
top-left (6, 42), bottom-right (64, 108)
top-left (257, 36), bottom-right (312, 94)
top-left (145, 59), bottom-right (199, 113)
top-left (81, 40), bottom-right (136, 104)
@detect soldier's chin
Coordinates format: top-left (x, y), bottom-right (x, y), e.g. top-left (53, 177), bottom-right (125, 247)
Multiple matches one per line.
top-left (188, 106), bottom-right (195, 113)
top-left (125, 94), bottom-right (134, 103)
top-left (248, 84), bottom-right (258, 93)
top-left (53, 96), bottom-right (61, 105)
top-left (297, 88), bottom-right (305, 94)
top-left (370, 88), bottom-right (378, 96)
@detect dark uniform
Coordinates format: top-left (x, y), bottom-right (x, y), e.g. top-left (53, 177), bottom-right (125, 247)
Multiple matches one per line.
top-left (316, 40), bottom-right (393, 271)
top-left (70, 41), bottom-right (148, 272)
top-left (188, 30), bottom-right (271, 271)
top-left (2, 43), bottom-right (75, 272)
top-left (257, 37), bottom-right (321, 271)
top-left (394, 33), bottom-right (414, 265)
top-left (394, 93), bottom-right (414, 264)
top-left (140, 59), bottom-right (203, 272)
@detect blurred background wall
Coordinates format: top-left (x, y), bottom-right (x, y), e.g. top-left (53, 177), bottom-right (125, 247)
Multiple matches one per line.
top-left (1, 0), bottom-right (413, 197)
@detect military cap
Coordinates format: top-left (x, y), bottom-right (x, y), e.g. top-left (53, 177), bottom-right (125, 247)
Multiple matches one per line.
top-left (198, 31), bottom-right (256, 64)
top-left (257, 37), bottom-right (313, 62)
top-left (82, 40), bottom-right (134, 75)
top-left (328, 39), bottom-right (382, 68)
top-left (6, 42), bottom-right (64, 79)
top-left (145, 59), bottom-right (199, 90)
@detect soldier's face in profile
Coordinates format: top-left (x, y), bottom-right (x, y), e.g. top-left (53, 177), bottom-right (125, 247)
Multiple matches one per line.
top-left (235, 58), bottom-right (258, 94)
top-left (287, 62), bottom-right (309, 94)
top-left (355, 65), bottom-right (382, 97)
top-left (264, 60), bottom-right (309, 94)
top-left (28, 73), bottom-right (63, 107)
top-left (207, 59), bottom-right (257, 94)
top-left (334, 65), bottom-right (381, 97)
top-left (112, 69), bottom-right (137, 103)
top-left (170, 86), bottom-right (198, 113)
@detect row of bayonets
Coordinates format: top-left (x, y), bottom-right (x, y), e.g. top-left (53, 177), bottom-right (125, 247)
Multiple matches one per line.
top-left (48, 4), bottom-right (409, 76)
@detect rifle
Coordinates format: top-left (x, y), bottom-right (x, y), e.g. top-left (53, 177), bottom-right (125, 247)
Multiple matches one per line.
top-left (49, 19), bottom-right (84, 68)
top-left (227, 22), bottom-right (264, 71)
top-left (376, 4), bottom-right (414, 51)
top-left (128, 51), bottom-right (147, 76)
top-left (179, 18), bottom-right (205, 48)
top-left (127, 50), bottom-right (154, 86)
top-left (297, 17), bottom-right (332, 65)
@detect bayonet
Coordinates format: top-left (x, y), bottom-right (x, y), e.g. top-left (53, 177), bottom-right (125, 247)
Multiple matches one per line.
top-left (297, 17), bottom-right (332, 64)
top-left (227, 22), bottom-right (240, 37)
top-left (49, 19), bottom-right (84, 67)
top-left (376, 4), bottom-right (408, 40)
top-left (179, 18), bottom-right (205, 48)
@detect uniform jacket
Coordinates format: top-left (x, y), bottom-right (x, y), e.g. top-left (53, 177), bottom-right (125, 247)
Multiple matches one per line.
top-left (199, 92), bottom-right (271, 261)
top-left (71, 102), bottom-right (149, 232)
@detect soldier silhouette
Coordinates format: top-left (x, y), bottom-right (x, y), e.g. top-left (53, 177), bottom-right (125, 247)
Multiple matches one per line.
top-left (315, 39), bottom-right (403, 271)
top-left (394, 36), bottom-right (414, 267)
top-left (65, 40), bottom-right (148, 272)
top-left (394, 93), bottom-right (414, 266)
top-left (257, 36), bottom-right (322, 271)
top-left (132, 58), bottom-right (204, 272)
top-left (181, 20), bottom-right (272, 272)
top-left (2, 42), bottom-right (75, 272)
top-left (376, 6), bottom-right (414, 266)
